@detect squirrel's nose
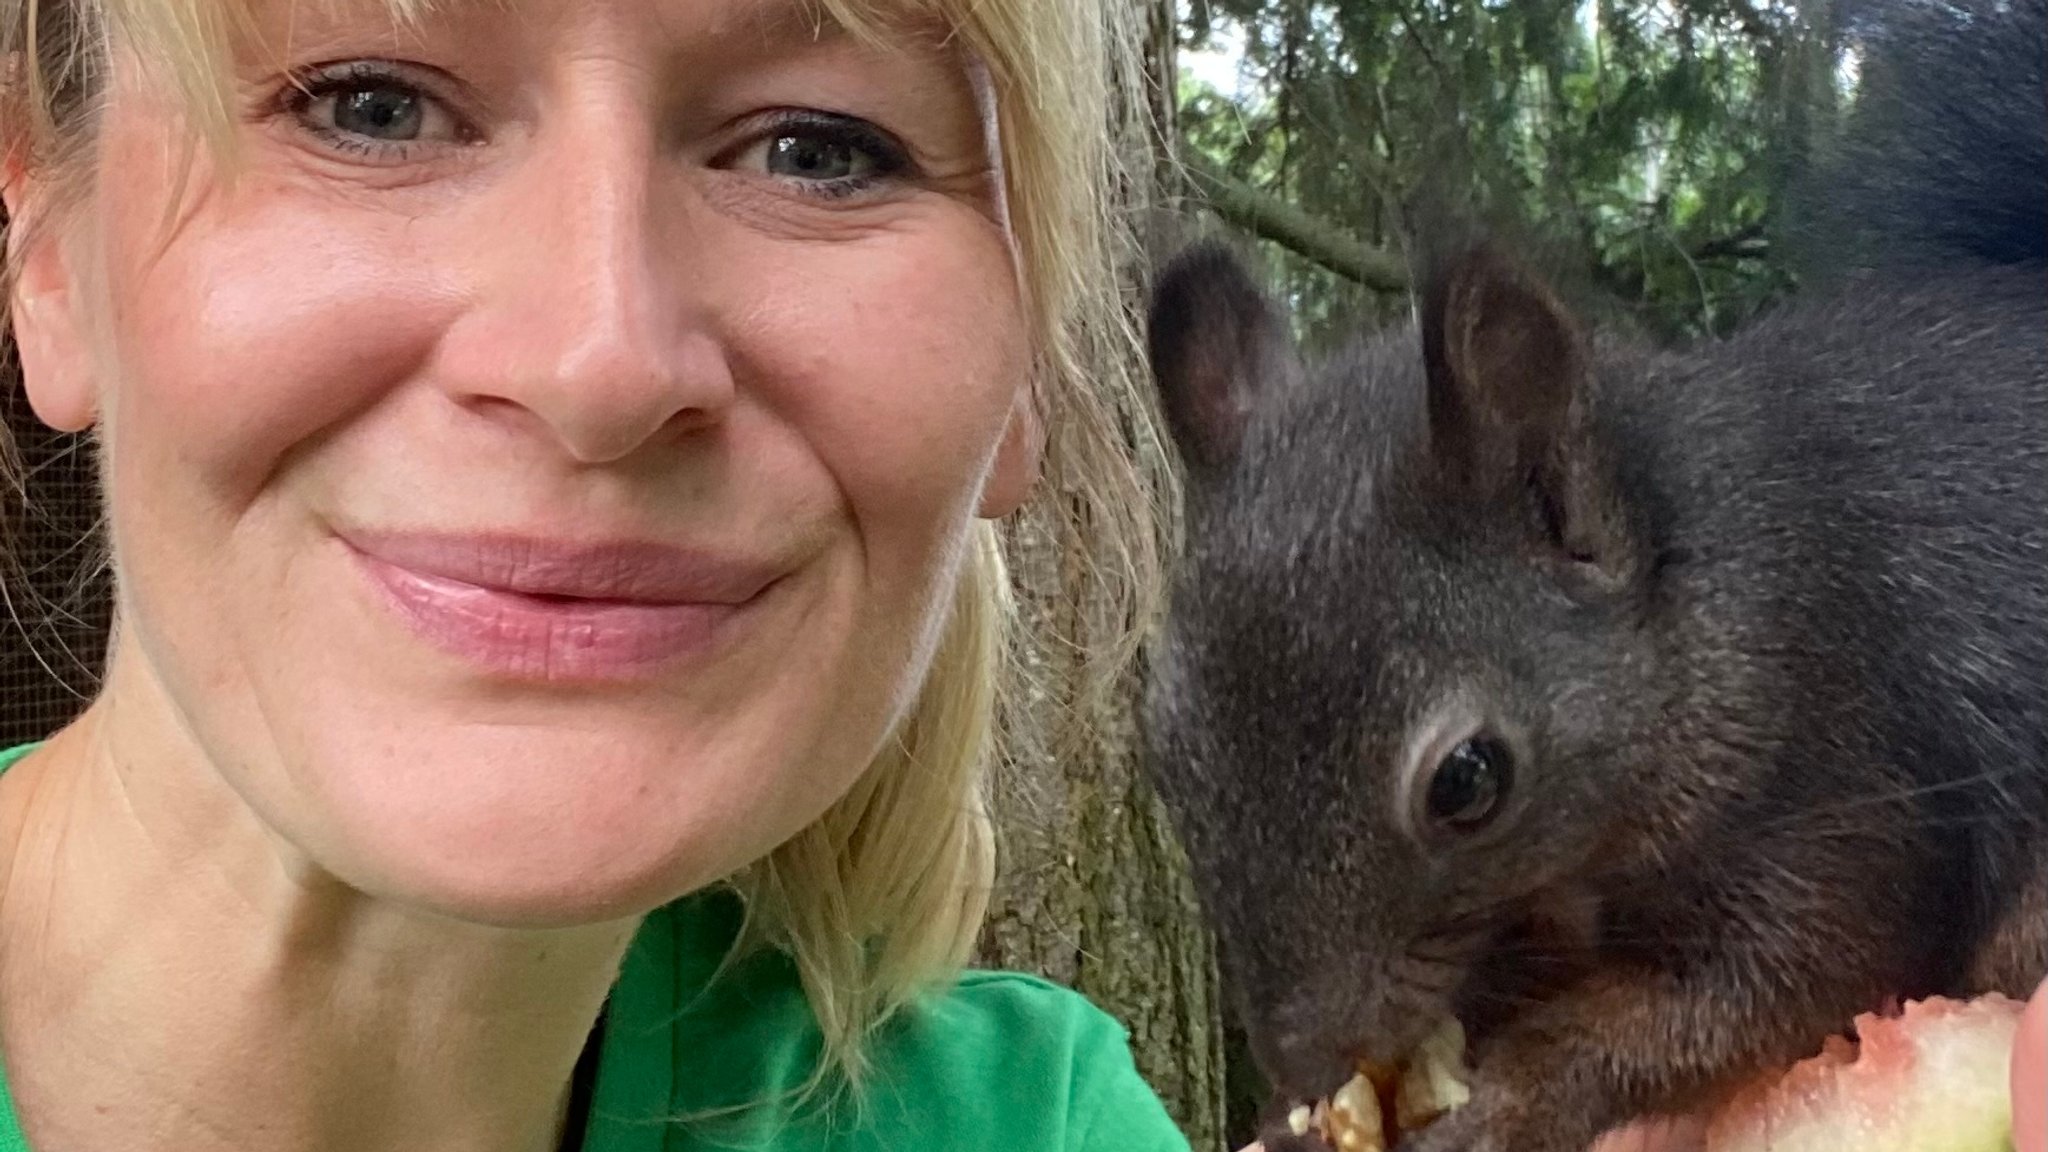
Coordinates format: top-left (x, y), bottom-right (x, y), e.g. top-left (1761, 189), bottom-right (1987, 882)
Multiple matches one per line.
top-left (1256, 991), bottom-right (1376, 1101)
top-left (1262, 1026), bottom-right (1356, 1102)
top-left (1255, 981), bottom-right (1440, 1102)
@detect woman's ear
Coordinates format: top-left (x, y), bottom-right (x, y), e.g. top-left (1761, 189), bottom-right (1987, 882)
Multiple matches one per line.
top-left (5, 180), bottom-right (99, 433)
top-left (976, 384), bottom-right (1042, 519)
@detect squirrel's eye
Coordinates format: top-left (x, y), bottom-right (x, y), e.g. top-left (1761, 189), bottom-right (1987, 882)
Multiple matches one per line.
top-left (1425, 736), bottom-right (1513, 831)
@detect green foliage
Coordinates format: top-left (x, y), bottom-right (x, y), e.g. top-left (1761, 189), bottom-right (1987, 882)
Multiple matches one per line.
top-left (1177, 0), bottom-right (1840, 350)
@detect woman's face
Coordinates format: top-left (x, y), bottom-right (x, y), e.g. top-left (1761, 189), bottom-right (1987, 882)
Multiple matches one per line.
top-left (12, 0), bottom-right (1033, 924)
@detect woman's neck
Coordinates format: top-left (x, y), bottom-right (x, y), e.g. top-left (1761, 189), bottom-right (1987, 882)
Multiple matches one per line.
top-left (0, 684), bottom-right (639, 1152)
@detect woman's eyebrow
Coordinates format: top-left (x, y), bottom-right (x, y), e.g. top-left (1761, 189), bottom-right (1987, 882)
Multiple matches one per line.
top-left (645, 0), bottom-right (874, 57)
top-left (249, 0), bottom-right (863, 58)
top-left (723, 0), bottom-right (856, 45)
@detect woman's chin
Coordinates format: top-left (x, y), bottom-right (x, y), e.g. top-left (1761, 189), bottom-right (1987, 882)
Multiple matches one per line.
top-left (290, 738), bottom-right (779, 930)
top-left (374, 864), bottom-right (696, 932)
top-left (332, 813), bottom-right (723, 930)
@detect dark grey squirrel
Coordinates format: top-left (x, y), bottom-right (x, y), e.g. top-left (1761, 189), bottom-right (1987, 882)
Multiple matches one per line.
top-left (1139, 1), bottom-right (2047, 1150)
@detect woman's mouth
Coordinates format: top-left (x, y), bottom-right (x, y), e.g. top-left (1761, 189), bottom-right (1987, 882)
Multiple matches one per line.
top-left (341, 530), bottom-right (783, 682)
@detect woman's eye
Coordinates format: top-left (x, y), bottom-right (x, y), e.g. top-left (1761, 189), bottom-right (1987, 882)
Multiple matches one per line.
top-left (730, 114), bottom-right (911, 195)
top-left (328, 84), bottom-right (427, 141)
top-left (765, 133), bottom-right (875, 182)
top-left (288, 65), bottom-right (469, 152)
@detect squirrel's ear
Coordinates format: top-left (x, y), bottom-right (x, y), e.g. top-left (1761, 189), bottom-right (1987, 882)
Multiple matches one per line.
top-left (1421, 246), bottom-right (1634, 577)
top-left (1147, 241), bottom-right (1300, 473)
top-left (1421, 245), bottom-right (1584, 477)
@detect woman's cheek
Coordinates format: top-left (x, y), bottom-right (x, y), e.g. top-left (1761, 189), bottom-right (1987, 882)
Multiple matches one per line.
top-left (733, 220), bottom-right (1027, 543)
top-left (104, 206), bottom-right (458, 513)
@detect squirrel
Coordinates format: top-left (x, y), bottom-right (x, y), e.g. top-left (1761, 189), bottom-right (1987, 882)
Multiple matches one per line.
top-left (1139, 1), bottom-right (2046, 1150)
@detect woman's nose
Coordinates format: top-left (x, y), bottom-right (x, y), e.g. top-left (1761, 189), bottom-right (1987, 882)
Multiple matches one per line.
top-left (436, 127), bottom-right (735, 465)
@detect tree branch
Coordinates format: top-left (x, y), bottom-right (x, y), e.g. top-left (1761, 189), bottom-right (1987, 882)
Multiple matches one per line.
top-left (1178, 149), bottom-right (1411, 293)
top-left (1690, 221), bottom-right (1771, 261)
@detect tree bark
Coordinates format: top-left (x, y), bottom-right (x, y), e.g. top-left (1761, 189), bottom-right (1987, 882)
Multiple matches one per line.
top-left (979, 521), bottom-right (1226, 1150)
top-left (972, 2), bottom-right (1228, 1149)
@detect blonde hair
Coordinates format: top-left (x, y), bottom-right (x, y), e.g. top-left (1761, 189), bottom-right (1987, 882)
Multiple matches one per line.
top-left (1, 0), bottom-right (1173, 1104)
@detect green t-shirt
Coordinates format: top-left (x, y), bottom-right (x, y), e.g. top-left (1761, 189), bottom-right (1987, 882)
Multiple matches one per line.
top-left (0, 743), bottom-right (1192, 1151)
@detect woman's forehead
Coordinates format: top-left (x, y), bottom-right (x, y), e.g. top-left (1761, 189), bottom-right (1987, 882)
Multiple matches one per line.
top-left (223, 0), bottom-right (962, 46)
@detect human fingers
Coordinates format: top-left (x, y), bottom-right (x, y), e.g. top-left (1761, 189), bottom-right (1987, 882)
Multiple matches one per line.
top-left (2015, 977), bottom-right (2046, 1152)
top-left (1585, 1115), bottom-right (1708, 1152)
top-left (1235, 1110), bottom-right (1711, 1150)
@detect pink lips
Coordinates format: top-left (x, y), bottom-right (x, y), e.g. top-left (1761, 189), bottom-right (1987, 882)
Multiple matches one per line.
top-left (342, 531), bottom-right (780, 680)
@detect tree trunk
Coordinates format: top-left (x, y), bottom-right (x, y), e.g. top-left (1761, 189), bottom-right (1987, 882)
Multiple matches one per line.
top-left (972, 2), bottom-right (1229, 1149)
top-left (977, 519), bottom-right (1225, 1151)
